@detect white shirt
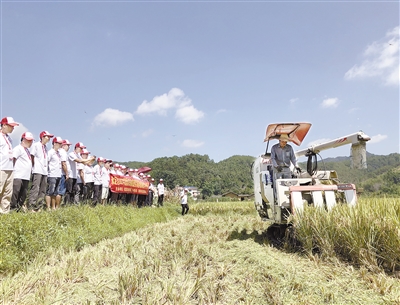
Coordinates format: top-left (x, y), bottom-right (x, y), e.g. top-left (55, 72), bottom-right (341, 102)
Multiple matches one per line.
top-left (12, 144), bottom-right (32, 180)
top-left (76, 163), bottom-right (84, 183)
top-left (31, 141), bottom-right (48, 175)
top-left (93, 164), bottom-right (103, 185)
top-left (83, 164), bottom-right (94, 183)
top-left (101, 167), bottom-right (110, 187)
top-left (59, 148), bottom-right (71, 176)
top-left (68, 151), bottom-right (80, 179)
top-left (47, 148), bottom-right (62, 178)
top-left (157, 183), bottom-right (165, 195)
top-left (0, 132), bottom-right (13, 171)
top-left (180, 191), bottom-right (187, 205)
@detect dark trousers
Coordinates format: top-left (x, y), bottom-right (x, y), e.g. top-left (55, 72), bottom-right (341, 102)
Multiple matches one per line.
top-left (65, 178), bottom-right (77, 204)
top-left (11, 179), bottom-right (29, 211)
top-left (137, 194), bottom-right (146, 208)
top-left (181, 204), bottom-right (189, 215)
top-left (93, 184), bottom-right (102, 205)
top-left (28, 173), bottom-right (47, 209)
top-left (157, 194), bottom-right (164, 206)
top-left (146, 191), bottom-right (154, 206)
top-left (84, 182), bottom-right (94, 201)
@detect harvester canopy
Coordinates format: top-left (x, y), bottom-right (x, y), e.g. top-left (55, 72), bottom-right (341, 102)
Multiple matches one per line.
top-left (264, 122), bottom-right (312, 146)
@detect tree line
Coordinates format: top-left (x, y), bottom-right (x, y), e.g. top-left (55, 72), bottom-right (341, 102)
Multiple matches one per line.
top-left (120, 152), bottom-right (400, 198)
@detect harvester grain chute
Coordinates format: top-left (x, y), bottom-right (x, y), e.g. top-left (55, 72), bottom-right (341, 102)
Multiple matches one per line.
top-left (252, 122), bottom-right (370, 246)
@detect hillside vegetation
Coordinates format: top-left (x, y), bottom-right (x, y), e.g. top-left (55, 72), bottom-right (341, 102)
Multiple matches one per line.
top-left (123, 154), bottom-right (255, 197)
top-left (120, 153), bottom-right (400, 197)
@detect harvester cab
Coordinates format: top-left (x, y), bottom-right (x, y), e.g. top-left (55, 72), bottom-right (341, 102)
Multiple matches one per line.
top-left (252, 123), bottom-right (370, 231)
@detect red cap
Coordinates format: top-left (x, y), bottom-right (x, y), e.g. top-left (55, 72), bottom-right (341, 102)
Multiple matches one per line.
top-left (1, 117), bottom-right (19, 127)
top-left (75, 142), bottom-right (86, 149)
top-left (22, 132), bottom-right (34, 141)
top-left (40, 131), bottom-right (54, 139)
top-left (81, 148), bottom-right (90, 155)
top-left (62, 139), bottom-right (71, 145)
top-left (52, 136), bottom-right (63, 144)
top-left (97, 157), bottom-right (105, 162)
top-left (106, 159), bottom-right (112, 163)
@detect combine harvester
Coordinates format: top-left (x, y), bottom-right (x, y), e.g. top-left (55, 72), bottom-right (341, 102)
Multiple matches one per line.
top-left (252, 122), bottom-right (370, 245)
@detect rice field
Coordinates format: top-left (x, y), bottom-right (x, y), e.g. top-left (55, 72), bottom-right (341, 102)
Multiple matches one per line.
top-left (1, 199), bottom-right (400, 304)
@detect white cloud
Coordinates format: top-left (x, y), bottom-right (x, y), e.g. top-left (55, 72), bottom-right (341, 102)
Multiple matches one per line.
top-left (348, 107), bottom-right (359, 113)
top-left (181, 139), bottom-right (205, 148)
top-left (321, 98), bottom-right (339, 108)
top-left (136, 88), bottom-right (204, 124)
top-left (290, 98), bottom-right (299, 104)
top-left (369, 134), bottom-right (388, 144)
top-left (175, 105), bottom-right (205, 124)
top-left (141, 129), bottom-right (154, 138)
top-left (93, 108), bottom-right (134, 127)
top-left (216, 109), bottom-right (227, 114)
top-left (345, 26), bottom-right (399, 86)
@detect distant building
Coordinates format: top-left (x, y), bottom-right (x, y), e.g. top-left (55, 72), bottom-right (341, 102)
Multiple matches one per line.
top-left (222, 192), bottom-right (254, 201)
top-left (184, 186), bottom-right (201, 199)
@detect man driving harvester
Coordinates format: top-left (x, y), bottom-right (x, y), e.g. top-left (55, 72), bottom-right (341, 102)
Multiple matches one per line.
top-left (271, 134), bottom-right (301, 179)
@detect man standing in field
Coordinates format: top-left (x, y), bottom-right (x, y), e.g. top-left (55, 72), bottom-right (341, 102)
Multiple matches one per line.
top-left (0, 117), bottom-right (19, 214)
top-left (11, 132), bottom-right (34, 211)
top-left (66, 142), bottom-right (94, 204)
top-left (180, 188), bottom-right (189, 216)
top-left (46, 136), bottom-right (63, 210)
top-left (157, 178), bottom-right (165, 207)
top-left (101, 159), bottom-right (111, 205)
top-left (28, 130), bottom-right (54, 211)
top-left (59, 139), bottom-right (71, 204)
top-left (92, 157), bottom-right (105, 206)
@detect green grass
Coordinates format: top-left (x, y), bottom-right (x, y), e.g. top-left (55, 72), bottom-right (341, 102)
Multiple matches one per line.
top-left (0, 203), bottom-right (180, 276)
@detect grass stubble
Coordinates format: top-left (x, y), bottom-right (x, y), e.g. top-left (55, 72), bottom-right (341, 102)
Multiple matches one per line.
top-left (1, 201), bottom-right (400, 304)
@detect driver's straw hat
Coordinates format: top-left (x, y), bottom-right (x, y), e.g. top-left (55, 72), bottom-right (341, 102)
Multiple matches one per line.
top-left (279, 134), bottom-right (290, 141)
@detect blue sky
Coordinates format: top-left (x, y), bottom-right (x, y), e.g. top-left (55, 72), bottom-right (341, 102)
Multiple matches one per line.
top-left (1, 1), bottom-right (399, 164)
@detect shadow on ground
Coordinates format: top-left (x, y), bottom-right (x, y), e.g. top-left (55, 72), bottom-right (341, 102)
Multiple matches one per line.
top-left (227, 229), bottom-right (269, 245)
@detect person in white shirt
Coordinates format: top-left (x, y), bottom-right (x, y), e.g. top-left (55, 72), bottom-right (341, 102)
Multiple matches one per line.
top-left (149, 178), bottom-right (157, 207)
top-left (27, 130), bottom-right (53, 211)
top-left (157, 178), bottom-right (165, 207)
top-left (45, 136), bottom-right (63, 210)
top-left (101, 160), bottom-right (111, 205)
top-left (81, 149), bottom-right (94, 202)
top-left (66, 142), bottom-right (95, 204)
top-left (92, 157), bottom-right (105, 206)
top-left (1, 117), bottom-right (19, 214)
top-left (180, 188), bottom-right (189, 216)
top-left (11, 132), bottom-right (34, 211)
top-left (59, 139), bottom-right (71, 204)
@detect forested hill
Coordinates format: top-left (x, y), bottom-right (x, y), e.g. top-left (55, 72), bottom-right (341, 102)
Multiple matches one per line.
top-left (122, 154), bottom-right (255, 197)
top-left (120, 152), bottom-right (400, 197)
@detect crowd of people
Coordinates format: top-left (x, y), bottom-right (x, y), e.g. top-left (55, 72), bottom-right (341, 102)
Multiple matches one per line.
top-left (0, 116), bottom-right (167, 214)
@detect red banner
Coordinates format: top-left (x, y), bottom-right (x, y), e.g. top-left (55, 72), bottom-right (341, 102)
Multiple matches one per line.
top-left (109, 174), bottom-right (149, 195)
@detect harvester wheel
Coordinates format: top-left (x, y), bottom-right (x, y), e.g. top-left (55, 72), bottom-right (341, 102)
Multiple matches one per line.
top-left (266, 224), bottom-right (288, 248)
top-left (266, 224), bottom-right (301, 250)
